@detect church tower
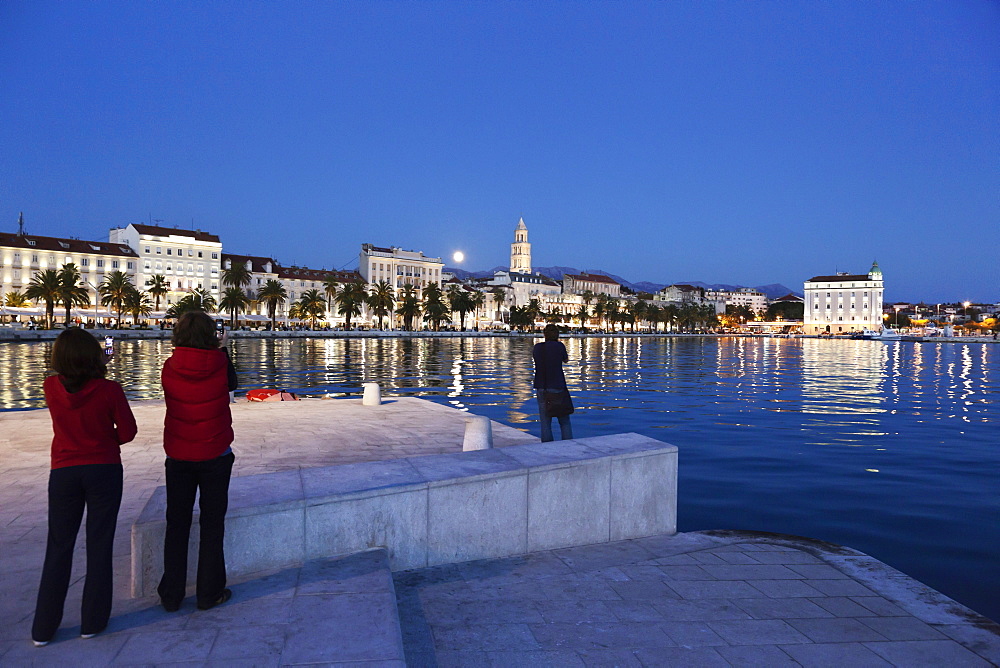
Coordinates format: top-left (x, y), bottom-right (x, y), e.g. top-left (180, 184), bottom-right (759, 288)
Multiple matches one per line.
top-left (510, 217), bottom-right (531, 274)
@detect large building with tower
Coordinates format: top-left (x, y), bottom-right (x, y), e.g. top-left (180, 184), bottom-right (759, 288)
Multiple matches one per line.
top-left (509, 217), bottom-right (531, 274)
top-left (803, 261), bottom-right (884, 335)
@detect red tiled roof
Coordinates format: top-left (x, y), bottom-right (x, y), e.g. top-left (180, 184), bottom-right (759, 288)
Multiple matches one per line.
top-left (0, 232), bottom-right (137, 257)
top-left (564, 272), bottom-right (620, 285)
top-left (222, 253), bottom-right (277, 273)
top-left (278, 266), bottom-right (362, 282)
top-left (130, 224), bottom-right (220, 243)
top-left (806, 274), bottom-right (870, 283)
top-left (774, 293), bottom-right (804, 302)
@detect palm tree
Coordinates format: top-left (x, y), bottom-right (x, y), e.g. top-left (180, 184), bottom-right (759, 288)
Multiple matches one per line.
top-left (367, 280), bottom-right (395, 330)
top-left (221, 261), bottom-right (252, 324)
top-left (123, 289), bottom-right (153, 322)
top-left (257, 279), bottom-right (287, 330)
top-left (526, 298), bottom-right (543, 329)
top-left (25, 269), bottom-right (61, 328)
top-left (490, 287), bottom-right (506, 324)
top-left (165, 288), bottom-right (217, 318)
top-left (422, 282), bottom-right (450, 331)
top-left (219, 286), bottom-right (252, 327)
top-left (4, 290), bottom-right (29, 307)
top-left (148, 274), bottom-right (169, 312)
top-left (470, 291), bottom-right (486, 329)
top-left (323, 276), bottom-right (340, 313)
top-left (298, 289), bottom-right (327, 329)
top-left (447, 285), bottom-right (476, 330)
top-left (581, 290), bottom-right (595, 311)
top-left (576, 304), bottom-right (589, 328)
top-left (57, 263), bottom-right (90, 326)
top-left (99, 271), bottom-right (135, 327)
top-left (396, 284), bottom-right (421, 330)
top-left (335, 281), bottom-right (367, 329)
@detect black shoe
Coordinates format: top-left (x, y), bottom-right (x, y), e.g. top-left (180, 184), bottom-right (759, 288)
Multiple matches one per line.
top-left (197, 588), bottom-right (232, 611)
top-left (161, 599), bottom-right (181, 613)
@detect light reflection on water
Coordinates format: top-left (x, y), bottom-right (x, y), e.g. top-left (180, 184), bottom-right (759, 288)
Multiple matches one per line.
top-left (1, 336), bottom-right (997, 621)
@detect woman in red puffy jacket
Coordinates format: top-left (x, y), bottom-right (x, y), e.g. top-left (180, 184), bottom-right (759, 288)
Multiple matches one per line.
top-left (157, 310), bottom-right (237, 612)
top-left (33, 328), bottom-right (137, 646)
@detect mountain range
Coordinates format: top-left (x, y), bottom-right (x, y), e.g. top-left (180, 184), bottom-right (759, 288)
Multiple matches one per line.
top-left (442, 265), bottom-right (800, 300)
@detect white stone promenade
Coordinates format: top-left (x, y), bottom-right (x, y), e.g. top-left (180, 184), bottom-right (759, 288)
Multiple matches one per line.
top-left (1, 398), bottom-right (998, 666)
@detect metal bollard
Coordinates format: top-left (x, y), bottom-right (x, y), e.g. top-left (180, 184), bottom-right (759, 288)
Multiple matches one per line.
top-left (463, 415), bottom-right (493, 451)
top-left (362, 382), bottom-right (382, 406)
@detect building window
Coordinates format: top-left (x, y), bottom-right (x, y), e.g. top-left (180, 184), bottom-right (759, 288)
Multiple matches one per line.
top-left (13, 253), bottom-right (19, 262)
top-left (211, 283), bottom-right (218, 290)
top-left (114, 261), bottom-right (121, 269)
top-left (97, 259), bottom-right (104, 268)
top-left (145, 247), bottom-right (151, 254)
top-left (127, 262), bottom-right (133, 270)
top-left (188, 249), bottom-right (194, 256)
top-left (167, 248), bottom-right (172, 255)
top-left (81, 258), bottom-right (89, 266)
top-left (211, 252), bottom-right (218, 259)
top-left (156, 247), bottom-right (161, 254)
top-left (31, 254), bottom-right (38, 263)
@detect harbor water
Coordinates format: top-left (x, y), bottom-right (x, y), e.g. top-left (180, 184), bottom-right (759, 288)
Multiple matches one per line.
top-left (1, 335), bottom-right (997, 621)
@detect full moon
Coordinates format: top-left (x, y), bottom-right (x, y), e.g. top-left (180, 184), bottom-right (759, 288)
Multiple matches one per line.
top-left (453, 251), bottom-right (464, 263)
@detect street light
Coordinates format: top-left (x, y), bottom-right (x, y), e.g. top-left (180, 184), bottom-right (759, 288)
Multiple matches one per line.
top-left (963, 301), bottom-right (971, 322)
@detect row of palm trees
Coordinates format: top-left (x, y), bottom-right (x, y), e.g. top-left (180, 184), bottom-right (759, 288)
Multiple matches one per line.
top-left (5, 265), bottom-right (171, 328)
top-left (508, 293), bottom-right (719, 332)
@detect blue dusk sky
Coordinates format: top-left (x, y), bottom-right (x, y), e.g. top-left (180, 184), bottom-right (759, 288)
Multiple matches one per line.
top-left (1, 1), bottom-right (997, 302)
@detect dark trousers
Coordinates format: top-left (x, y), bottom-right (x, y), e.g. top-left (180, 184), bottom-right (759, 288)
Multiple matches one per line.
top-left (537, 391), bottom-right (573, 442)
top-left (33, 463), bottom-right (123, 642)
top-left (157, 452), bottom-right (234, 608)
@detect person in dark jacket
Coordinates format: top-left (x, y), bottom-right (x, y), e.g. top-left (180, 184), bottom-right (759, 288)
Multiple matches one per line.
top-left (33, 328), bottom-right (137, 646)
top-left (157, 310), bottom-right (237, 612)
top-left (533, 324), bottom-right (574, 442)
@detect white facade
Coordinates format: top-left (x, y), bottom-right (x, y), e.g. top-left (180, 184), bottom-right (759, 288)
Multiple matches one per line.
top-left (487, 270), bottom-right (561, 307)
top-left (563, 272), bottom-right (622, 298)
top-left (360, 244), bottom-right (444, 291)
top-left (803, 262), bottom-right (884, 335)
top-left (110, 224), bottom-right (222, 307)
top-left (1, 229), bottom-right (138, 319)
top-left (509, 218), bottom-right (531, 274)
top-left (704, 288), bottom-right (768, 313)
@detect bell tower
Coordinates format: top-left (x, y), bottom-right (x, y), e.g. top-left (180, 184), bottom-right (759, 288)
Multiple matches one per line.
top-left (510, 217), bottom-right (531, 274)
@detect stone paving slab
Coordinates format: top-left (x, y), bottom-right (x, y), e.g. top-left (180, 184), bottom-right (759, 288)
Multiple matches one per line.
top-left (394, 530), bottom-right (1000, 667)
top-left (0, 549), bottom-right (404, 666)
top-left (0, 397), bottom-right (533, 663)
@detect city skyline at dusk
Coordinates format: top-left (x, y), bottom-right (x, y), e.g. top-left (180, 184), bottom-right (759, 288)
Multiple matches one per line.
top-left (2, 1), bottom-right (997, 302)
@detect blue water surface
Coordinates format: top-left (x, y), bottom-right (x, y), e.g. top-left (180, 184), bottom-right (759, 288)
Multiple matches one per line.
top-left (2, 335), bottom-right (997, 621)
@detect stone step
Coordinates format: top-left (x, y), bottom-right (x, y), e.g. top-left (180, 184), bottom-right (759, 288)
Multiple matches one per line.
top-left (276, 548), bottom-right (406, 666)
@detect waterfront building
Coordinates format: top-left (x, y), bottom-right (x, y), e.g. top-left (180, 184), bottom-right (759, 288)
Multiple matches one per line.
top-left (487, 270), bottom-right (562, 307)
top-left (1, 222), bottom-right (138, 321)
top-left (704, 287), bottom-right (768, 313)
top-left (563, 272), bottom-right (622, 299)
top-left (109, 223), bottom-right (222, 307)
top-left (510, 217), bottom-right (531, 274)
top-left (803, 261), bottom-right (884, 335)
top-left (359, 244), bottom-right (444, 292)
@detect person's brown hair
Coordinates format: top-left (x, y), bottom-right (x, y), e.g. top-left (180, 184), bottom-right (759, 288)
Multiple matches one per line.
top-left (543, 323), bottom-right (560, 341)
top-left (171, 311), bottom-right (220, 350)
top-left (50, 328), bottom-right (107, 393)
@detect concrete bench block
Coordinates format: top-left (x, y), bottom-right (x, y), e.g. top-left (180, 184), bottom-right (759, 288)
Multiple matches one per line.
top-left (305, 488), bottom-right (428, 571)
top-left (610, 451), bottom-right (678, 541)
top-left (131, 429), bottom-right (678, 597)
top-left (427, 474), bottom-right (528, 566)
top-left (527, 458), bottom-right (611, 552)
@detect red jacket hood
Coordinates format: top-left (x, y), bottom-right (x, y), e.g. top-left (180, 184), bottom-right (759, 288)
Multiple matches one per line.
top-left (46, 375), bottom-right (100, 409)
top-left (163, 346), bottom-right (227, 380)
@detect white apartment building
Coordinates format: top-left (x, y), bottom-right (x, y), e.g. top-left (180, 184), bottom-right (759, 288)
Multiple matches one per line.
top-left (487, 270), bottom-right (562, 307)
top-left (563, 272), bottom-right (622, 298)
top-left (803, 262), bottom-right (884, 335)
top-left (654, 284), bottom-right (726, 315)
top-left (704, 287), bottom-right (768, 313)
top-left (109, 224), bottom-right (223, 308)
top-left (1, 228), bottom-right (138, 317)
top-left (359, 244), bottom-right (444, 291)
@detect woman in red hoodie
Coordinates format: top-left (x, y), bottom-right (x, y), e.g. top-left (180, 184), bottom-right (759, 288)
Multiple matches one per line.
top-left (32, 328), bottom-right (137, 646)
top-left (157, 310), bottom-right (237, 612)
